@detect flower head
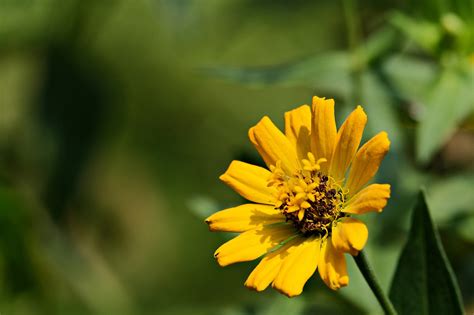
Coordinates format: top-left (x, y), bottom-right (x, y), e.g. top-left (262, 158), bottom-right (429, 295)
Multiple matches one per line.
top-left (206, 96), bottom-right (391, 297)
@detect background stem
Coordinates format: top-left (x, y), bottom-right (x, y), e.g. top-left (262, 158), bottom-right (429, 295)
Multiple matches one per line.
top-left (342, 0), bottom-right (365, 105)
top-left (353, 251), bottom-right (398, 315)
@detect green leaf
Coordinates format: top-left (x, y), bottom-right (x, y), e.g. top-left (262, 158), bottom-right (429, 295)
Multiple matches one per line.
top-left (361, 70), bottom-right (403, 150)
top-left (203, 52), bottom-right (352, 97)
top-left (416, 69), bottom-right (474, 164)
top-left (389, 190), bottom-right (464, 315)
top-left (358, 26), bottom-right (400, 65)
top-left (382, 55), bottom-right (437, 101)
top-left (390, 12), bottom-right (442, 54)
top-left (426, 174), bottom-right (474, 222)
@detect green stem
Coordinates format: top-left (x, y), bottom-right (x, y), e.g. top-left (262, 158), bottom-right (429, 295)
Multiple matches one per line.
top-left (353, 251), bottom-right (398, 315)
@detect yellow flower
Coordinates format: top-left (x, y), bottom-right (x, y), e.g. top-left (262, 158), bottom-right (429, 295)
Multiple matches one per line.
top-left (206, 96), bottom-right (391, 297)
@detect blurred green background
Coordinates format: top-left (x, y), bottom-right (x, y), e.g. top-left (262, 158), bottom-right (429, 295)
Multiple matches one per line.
top-left (0, 0), bottom-right (473, 314)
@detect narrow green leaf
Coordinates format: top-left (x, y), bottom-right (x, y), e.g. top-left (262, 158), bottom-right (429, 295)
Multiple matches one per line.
top-left (203, 52), bottom-right (352, 97)
top-left (389, 190), bottom-right (464, 315)
top-left (417, 69), bottom-right (474, 164)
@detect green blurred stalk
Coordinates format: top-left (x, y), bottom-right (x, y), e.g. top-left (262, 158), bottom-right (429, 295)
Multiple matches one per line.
top-left (354, 251), bottom-right (398, 315)
top-left (342, 0), bottom-right (364, 105)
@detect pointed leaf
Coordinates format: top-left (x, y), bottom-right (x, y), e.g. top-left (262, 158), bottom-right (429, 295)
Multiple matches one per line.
top-left (389, 190), bottom-right (464, 315)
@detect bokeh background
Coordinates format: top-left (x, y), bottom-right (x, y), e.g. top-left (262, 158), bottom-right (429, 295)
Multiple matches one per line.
top-left (0, 0), bottom-right (473, 314)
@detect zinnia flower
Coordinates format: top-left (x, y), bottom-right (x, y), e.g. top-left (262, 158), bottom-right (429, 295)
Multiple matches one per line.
top-left (206, 96), bottom-right (390, 297)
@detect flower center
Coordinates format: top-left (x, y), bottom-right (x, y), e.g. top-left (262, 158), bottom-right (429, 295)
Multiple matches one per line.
top-left (268, 153), bottom-right (347, 236)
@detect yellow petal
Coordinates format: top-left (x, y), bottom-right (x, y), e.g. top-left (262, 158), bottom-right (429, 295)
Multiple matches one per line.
top-left (206, 204), bottom-right (285, 232)
top-left (329, 106), bottom-right (367, 182)
top-left (272, 236), bottom-right (321, 297)
top-left (331, 218), bottom-right (368, 256)
top-left (214, 224), bottom-right (295, 267)
top-left (220, 160), bottom-right (277, 205)
top-left (345, 131), bottom-right (390, 196)
top-left (343, 184), bottom-right (391, 214)
top-left (249, 116), bottom-right (299, 174)
top-left (245, 237), bottom-right (301, 292)
top-left (284, 105), bottom-right (312, 161)
top-left (318, 239), bottom-right (349, 290)
top-left (311, 96), bottom-right (337, 173)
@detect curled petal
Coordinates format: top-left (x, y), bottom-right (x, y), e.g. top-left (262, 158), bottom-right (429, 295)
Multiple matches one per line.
top-left (318, 239), bottom-right (349, 290)
top-left (331, 217), bottom-right (368, 256)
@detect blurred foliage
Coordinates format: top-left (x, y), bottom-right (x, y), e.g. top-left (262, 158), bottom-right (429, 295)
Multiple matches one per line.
top-left (0, 0), bottom-right (473, 314)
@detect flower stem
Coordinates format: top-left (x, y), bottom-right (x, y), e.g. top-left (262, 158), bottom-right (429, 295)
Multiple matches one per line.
top-left (353, 251), bottom-right (398, 315)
